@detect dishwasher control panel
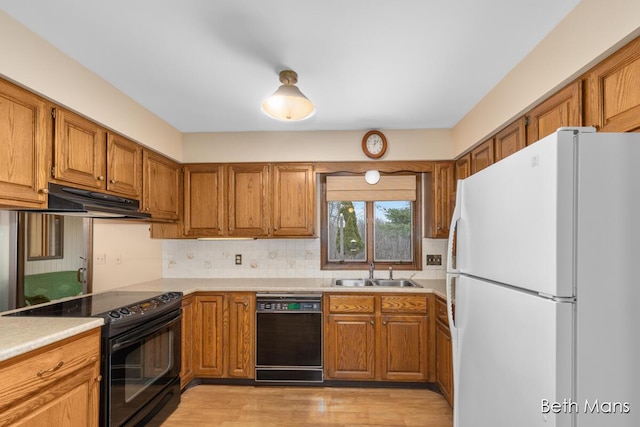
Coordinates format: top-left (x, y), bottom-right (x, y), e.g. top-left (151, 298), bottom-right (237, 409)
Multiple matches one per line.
top-left (256, 293), bottom-right (322, 312)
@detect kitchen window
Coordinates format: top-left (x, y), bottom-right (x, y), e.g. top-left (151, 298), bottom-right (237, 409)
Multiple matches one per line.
top-left (320, 174), bottom-right (421, 271)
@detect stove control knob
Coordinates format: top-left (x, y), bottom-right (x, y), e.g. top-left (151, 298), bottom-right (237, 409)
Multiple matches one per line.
top-left (161, 294), bottom-right (170, 301)
top-left (108, 311), bottom-right (121, 319)
top-left (119, 307), bottom-right (131, 316)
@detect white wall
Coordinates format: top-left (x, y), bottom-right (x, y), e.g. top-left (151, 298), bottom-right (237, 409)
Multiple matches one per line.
top-left (183, 129), bottom-right (453, 163)
top-left (0, 11), bottom-right (183, 161)
top-left (452, 0), bottom-right (640, 156)
top-left (91, 221), bottom-right (162, 292)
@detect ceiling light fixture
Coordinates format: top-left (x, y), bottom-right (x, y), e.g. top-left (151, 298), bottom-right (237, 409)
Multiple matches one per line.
top-left (261, 70), bottom-right (315, 121)
top-left (365, 170), bottom-right (381, 185)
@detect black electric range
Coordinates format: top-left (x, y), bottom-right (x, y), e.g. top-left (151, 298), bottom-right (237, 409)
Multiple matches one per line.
top-left (6, 290), bottom-right (183, 337)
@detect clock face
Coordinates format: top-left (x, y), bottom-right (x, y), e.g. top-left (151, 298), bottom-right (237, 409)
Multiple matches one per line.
top-left (366, 134), bottom-right (384, 154)
top-left (362, 130), bottom-right (387, 158)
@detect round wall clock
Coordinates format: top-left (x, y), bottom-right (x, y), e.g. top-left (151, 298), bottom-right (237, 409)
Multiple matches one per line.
top-left (362, 130), bottom-right (387, 159)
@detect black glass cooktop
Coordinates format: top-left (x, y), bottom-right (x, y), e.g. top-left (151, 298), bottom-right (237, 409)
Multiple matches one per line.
top-left (5, 291), bottom-right (167, 319)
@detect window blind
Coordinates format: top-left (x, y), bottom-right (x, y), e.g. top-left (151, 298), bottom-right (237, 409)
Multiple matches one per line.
top-left (326, 175), bottom-right (416, 201)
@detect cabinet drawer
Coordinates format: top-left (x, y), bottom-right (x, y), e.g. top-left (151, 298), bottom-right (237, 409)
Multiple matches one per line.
top-left (0, 329), bottom-right (100, 411)
top-left (380, 295), bottom-right (428, 314)
top-left (327, 294), bottom-right (375, 313)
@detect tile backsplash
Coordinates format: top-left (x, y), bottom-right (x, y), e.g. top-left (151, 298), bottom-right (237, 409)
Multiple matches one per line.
top-left (163, 238), bottom-right (448, 280)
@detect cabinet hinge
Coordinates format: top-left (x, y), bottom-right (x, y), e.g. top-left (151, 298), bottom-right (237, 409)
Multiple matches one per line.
top-left (50, 167), bottom-right (55, 178)
top-left (51, 108), bottom-right (56, 119)
top-left (524, 116), bottom-right (529, 127)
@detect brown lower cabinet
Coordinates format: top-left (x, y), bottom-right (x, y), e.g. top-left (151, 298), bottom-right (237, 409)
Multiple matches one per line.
top-left (435, 296), bottom-right (454, 407)
top-left (180, 295), bottom-right (195, 389)
top-left (0, 328), bottom-right (101, 426)
top-left (324, 293), bottom-right (433, 382)
top-left (189, 292), bottom-right (255, 384)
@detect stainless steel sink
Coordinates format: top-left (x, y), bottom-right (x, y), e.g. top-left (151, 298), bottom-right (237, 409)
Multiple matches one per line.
top-left (331, 278), bottom-right (422, 288)
top-left (332, 279), bottom-right (375, 287)
top-left (373, 279), bottom-right (422, 288)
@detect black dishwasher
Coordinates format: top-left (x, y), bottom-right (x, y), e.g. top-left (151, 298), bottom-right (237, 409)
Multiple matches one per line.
top-left (255, 293), bottom-right (323, 383)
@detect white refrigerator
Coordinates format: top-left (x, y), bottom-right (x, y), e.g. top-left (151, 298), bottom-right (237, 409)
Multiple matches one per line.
top-left (446, 128), bottom-right (639, 427)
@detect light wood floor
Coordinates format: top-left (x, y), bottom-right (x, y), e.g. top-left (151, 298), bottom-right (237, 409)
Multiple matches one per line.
top-left (161, 385), bottom-right (453, 427)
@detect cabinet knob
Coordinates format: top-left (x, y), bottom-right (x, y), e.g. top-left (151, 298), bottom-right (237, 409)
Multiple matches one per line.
top-left (96, 375), bottom-right (102, 382)
top-left (39, 188), bottom-right (49, 194)
top-left (382, 321), bottom-right (388, 325)
top-left (97, 176), bottom-right (105, 181)
top-left (110, 179), bottom-right (117, 184)
top-left (370, 320), bottom-right (374, 325)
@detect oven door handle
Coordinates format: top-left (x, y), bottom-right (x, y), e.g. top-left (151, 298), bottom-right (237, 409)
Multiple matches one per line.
top-left (111, 311), bottom-right (181, 351)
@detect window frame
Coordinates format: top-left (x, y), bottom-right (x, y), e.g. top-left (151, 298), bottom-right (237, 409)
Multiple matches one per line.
top-left (320, 172), bottom-right (422, 271)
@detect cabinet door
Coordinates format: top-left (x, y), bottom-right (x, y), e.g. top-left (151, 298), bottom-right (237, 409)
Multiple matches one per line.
top-left (585, 36), bottom-right (640, 132)
top-left (180, 295), bottom-right (195, 389)
top-left (436, 320), bottom-right (454, 407)
top-left (494, 117), bottom-right (526, 162)
top-left (272, 163), bottom-right (315, 237)
top-left (426, 162), bottom-right (454, 238)
top-left (225, 293), bottom-right (255, 378)
top-left (0, 80), bottom-right (48, 208)
top-left (380, 314), bottom-right (429, 381)
top-left (106, 133), bottom-right (142, 198)
top-left (455, 153), bottom-right (471, 181)
top-left (526, 80), bottom-right (582, 144)
top-left (52, 107), bottom-right (107, 189)
top-left (0, 329), bottom-right (101, 427)
top-left (325, 314), bottom-right (376, 380)
top-left (471, 138), bottom-right (494, 174)
top-left (142, 150), bottom-right (181, 221)
top-left (194, 295), bottom-right (224, 377)
top-left (227, 163), bottom-right (269, 237)
top-left (183, 164), bottom-right (225, 237)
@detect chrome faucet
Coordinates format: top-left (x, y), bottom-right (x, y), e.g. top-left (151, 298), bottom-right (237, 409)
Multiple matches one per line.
top-left (369, 262), bottom-right (375, 279)
top-left (389, 266), bottom-right (393, 280)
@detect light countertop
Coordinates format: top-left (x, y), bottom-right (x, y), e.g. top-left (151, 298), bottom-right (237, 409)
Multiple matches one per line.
top-left (0, 277), bottom-right (445, 363)
top-left (115, 277), bottom-right (447, 299)
top-left (0, 317), bottom-right (104, 363)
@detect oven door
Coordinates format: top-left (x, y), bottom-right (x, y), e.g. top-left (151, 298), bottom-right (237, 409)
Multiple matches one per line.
top-left (108, 309), bottom-right (181, 427)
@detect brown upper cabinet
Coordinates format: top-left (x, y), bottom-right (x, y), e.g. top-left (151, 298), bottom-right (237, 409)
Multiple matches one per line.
top-left (455, 154), bottom-right (471, 182)
top-left (106, 132), bottom-right (143, 198)
top-left (52, 107), bottom-right (107, 190)
top-left (526, 80), bottom-right (582, 145)
top-left (470, 138), bottom-right (494, 174)
top-left (271, 163), bottom-right (315, 237)
top-left (0, 79), bottom-right (49, 208)
top-left (584, 36), bottom-right (640, 132)
top-left (52, 107), bottom-right (143, 199)
top-left (142, 150), bottom-right (181, 221)
top-left (227, 163), bottom-right (271, 237)
top-left (180, 162), bottom-right (315, 239)
top-left (425, 162), bottom-right (454, 239)
top-left (494, 117), bottom-right (526, 162)
top-left (183, 164), bottom-right (225, 237)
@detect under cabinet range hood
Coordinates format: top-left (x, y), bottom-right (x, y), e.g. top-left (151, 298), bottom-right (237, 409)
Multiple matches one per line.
top-left (38, 183), bottom-right (151, 219)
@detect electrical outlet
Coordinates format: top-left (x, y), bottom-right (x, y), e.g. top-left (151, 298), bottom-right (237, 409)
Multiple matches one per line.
top-left (115, 253), bottom-right (122, 264)
top-left (96, 253), bottom-right (106, 265)
top-left (235, 254), bottom-right (242, 265)
top-left (426, 254), bottom-right (442, 266)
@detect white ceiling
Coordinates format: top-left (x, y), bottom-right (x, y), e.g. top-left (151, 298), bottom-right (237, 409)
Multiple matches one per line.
top-left (0, 0), bottom-right (581, 133)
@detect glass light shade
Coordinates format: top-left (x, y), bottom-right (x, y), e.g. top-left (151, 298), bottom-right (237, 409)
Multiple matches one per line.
top-left (365, 170), bottom-right (381, 185)
top-left (261, 84), bottom-right (315, 121)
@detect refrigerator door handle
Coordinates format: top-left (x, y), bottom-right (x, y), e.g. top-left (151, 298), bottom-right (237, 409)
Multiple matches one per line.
top-left (446, 180), bottom-right (462, 274)
top-left (446, 273), bottom-right (458, 340)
